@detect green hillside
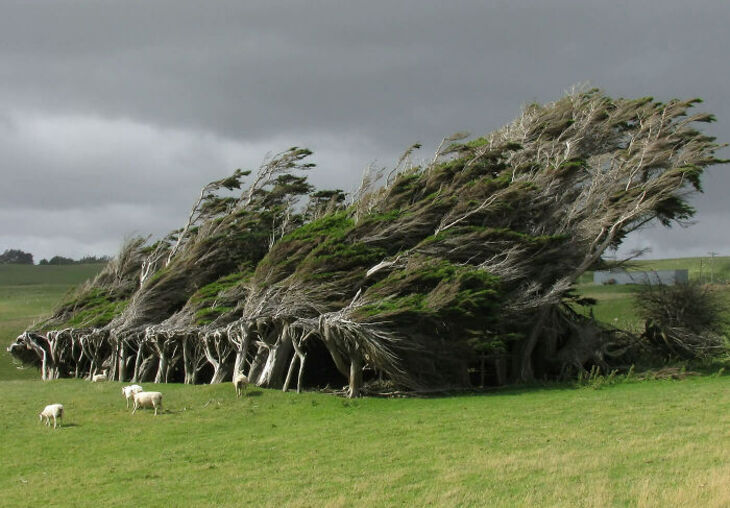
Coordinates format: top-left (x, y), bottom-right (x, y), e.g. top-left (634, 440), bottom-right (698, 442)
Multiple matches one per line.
top-left (634, 256), bottom-right (730, 283)
top-left (0, 264), bottom-right (105, 380)
top-left (0, 263), bottom-right (105, 286)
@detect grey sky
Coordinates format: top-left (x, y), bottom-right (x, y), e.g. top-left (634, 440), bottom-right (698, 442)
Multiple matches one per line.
top-left (1, 1), bottom-right (728, 261)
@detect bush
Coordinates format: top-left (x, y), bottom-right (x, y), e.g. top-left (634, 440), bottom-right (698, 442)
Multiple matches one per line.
top-left (634, 281), bottom-right (728, 360)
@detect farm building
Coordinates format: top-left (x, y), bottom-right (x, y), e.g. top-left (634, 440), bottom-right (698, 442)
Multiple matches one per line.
top-left (593, 269), bottom-right (689, 286)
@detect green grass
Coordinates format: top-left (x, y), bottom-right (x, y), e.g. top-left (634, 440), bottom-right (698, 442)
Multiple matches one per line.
top-left (0, 264), bottom-right (104, 380)
top-left (573, 284), bottom-right (644, 330)
top-left (1, 376), bottom-right (729, 505)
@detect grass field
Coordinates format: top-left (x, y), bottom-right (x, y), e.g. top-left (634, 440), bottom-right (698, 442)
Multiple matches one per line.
top-left (0, 264), bottom-right (106, 287)
top-left (2, 262), bottom-right (730, 505)
top-left (1, 374), bottom-right (729, 505)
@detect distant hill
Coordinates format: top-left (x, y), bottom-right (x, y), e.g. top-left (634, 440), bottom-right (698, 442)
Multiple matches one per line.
top-left (631, 256), bottom-right (730, 284)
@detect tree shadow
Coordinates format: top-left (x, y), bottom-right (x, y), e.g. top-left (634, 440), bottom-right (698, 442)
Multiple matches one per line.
top-left (366, 381), bottom-right (581, 400)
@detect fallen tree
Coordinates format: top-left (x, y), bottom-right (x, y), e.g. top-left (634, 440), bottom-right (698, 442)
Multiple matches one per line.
top-left (8, 88), bottom-right (727, 395)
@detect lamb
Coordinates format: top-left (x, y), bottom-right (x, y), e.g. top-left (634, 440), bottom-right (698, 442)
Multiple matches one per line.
top-left (132, 391), bottom-right (163, 415)
top-left (91, 370), bottom-right (107, 382)
top-left (122, 384), bottom-right (144, 408)
top-left (39, 403), bottom-right (64, 428)
top-left (233, 372), bottom-right (249, 397)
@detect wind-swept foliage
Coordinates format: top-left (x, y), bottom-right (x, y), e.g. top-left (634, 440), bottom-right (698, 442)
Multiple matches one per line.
top-left (636, 281), bottom-right (728, 360)
top-left (9, 89), bottom-right (727, 395)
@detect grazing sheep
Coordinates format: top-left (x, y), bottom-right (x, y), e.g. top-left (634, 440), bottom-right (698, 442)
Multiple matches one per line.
top-left (122, 384), bottom-right (144, 408)
top-left (233, 372), bottom-right (249, 397)
top-left (132, 391), bottom-right (163, 415)
top-left (39, 403), bottom-right (64, 428)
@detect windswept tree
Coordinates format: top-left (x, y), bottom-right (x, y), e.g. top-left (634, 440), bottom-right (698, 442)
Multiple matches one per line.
top-left (8, 88), bottom-right (727, 395)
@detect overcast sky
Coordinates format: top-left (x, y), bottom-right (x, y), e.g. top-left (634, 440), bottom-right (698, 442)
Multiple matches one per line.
top-left (1, 0), bottom-right (728, 262)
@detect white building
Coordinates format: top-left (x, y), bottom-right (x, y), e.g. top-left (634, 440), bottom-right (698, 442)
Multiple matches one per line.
top-left (593, 269), bottom-right (688, 286)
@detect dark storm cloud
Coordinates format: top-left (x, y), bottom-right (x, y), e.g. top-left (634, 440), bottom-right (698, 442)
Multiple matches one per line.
top-left (1, 0), bottom-right (728, 260)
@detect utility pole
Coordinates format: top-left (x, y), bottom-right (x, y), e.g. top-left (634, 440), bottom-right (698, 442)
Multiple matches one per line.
top-left (708, 251), bottom-right (718, 284)
top-left (699, 258), bottom-right (703, 284)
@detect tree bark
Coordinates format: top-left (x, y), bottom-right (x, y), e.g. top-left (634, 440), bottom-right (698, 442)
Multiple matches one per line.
top-left (132, 342), bottom-right (144, 383)
top-left (282, 329), bottom-right (311, 393)
top-left (118, 339), bottom-right (129, 382)
top-left (283, 354), bottom-right (299, 393)
top-left (348, 355), bottom-right (363, 398)
top-left (520, 306), bottom-right (550, 382)
top-left (256, 326), bottom-right (293, 389)
top-left (203, 331), bottom-right (233, 384)
top-left (228, 322), bottom-right (252, 378)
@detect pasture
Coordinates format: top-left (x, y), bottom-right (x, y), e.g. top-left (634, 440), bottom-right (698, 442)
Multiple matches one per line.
top-left (1, 375), bottom-right (729, 506)
top-left (1, 262), bottom-right (730, 505)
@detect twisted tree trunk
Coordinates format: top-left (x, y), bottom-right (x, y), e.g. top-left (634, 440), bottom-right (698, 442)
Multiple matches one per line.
top-left (203, 331), bottom-right (233, 384)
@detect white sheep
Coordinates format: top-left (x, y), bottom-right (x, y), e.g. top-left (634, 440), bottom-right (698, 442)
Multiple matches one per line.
top-left (132, 391), bottom-right (163, 415)
top-left (92, 370), bottom-right (107, 382)
top-left (233, 372), bottom-right (249, 397)
top-left (39, 403), bottom-right (64, 428)
top-left (122, 384), bottom-right (144, 408)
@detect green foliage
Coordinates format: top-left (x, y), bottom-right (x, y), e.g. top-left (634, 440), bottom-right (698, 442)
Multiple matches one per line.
top-left (359, 258), bottom-right (502, 330)
top-left (253, 210), bottom-right (356, 286)
top-left (58, 288), bottom-right (129, 328)
top-left (358, 292), bottom-right (429, 318)
top-left (280, 210), bottom-right (354, 243)
top-left (189, 271), bottom-right (250, 324)
top-left (419, 226), bottom-right (567, 251)
top-left (65, 298), bottom-right (128, 328)
top-left (190, 271), bottom-right (250, 305)
top-left (194, 306), bottom-right (235, 325)
top-left (359, 208), bottom-right (405, 224)
top-left (301, 241), bottom-right (387, 279)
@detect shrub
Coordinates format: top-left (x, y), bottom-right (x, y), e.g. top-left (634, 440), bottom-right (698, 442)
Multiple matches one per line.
top-left (635, 281), bottom-right (729, 360)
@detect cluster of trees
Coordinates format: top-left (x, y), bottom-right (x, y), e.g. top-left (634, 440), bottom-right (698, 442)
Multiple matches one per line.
top-left (0, 249), bottom-right (110, 265)
top-left (38, 255), bottom-right (111, 265)
top-left (8, 89), bottom-right (727, 395)
top-left (0, 249), bottom-right (33, 264)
